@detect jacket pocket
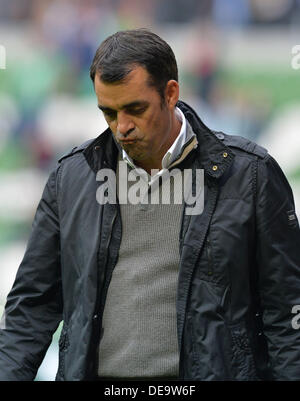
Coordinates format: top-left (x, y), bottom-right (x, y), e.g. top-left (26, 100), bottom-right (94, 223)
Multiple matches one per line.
top-left (56, 323), bottom-right (70, 381)
top-left (194, 235), bottom-right (216, 283)
top-left (229, 322), bottom-right (258, 380)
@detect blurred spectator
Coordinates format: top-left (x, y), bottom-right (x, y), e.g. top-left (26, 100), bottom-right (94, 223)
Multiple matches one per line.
top-left (184, 22), bottom-right (220, 102)
top-left (116, 0), bottom-right (156, 28)
top-left (212, 0), bottom-right (251, 27)
top-left (154, 0), bottom-right (212, 24)
top-left (0, 0), bottom-right (33, 21)
top-left (250, 0), bottom-right (295, 25)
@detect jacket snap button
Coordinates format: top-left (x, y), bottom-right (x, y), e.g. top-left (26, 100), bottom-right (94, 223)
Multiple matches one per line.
top-left (223, 152), bottom-right (228, 158)
top-left (212, 165), bottom-right (218, 171)
top-left (94, 145), bottom-right (100, 151)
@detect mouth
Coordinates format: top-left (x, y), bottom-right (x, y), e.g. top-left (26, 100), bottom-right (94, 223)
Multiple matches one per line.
top-left (119, 139), bottom-right (137, 145)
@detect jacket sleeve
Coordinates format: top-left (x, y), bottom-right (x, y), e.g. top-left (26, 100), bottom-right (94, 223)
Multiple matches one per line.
top-left (0, 164), bottom-right (63, 381)
top-left (255, 154), bottom-right (300, 380)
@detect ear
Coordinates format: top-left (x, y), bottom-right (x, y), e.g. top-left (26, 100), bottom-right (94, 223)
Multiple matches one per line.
top-left (165, 80), bottom-right (179, 110)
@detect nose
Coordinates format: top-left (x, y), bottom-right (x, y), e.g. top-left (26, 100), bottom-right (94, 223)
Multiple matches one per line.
top-left (116, 111), bottom-right (135, 138)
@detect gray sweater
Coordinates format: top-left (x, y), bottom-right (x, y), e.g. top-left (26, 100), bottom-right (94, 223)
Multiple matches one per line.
top-left (97, 172), bottom-right (182, 379)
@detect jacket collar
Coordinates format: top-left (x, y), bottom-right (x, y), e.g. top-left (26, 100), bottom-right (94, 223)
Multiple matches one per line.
top-left (177, 100), bottom-right (234, 178)
top-left (83, 100), bottom-right (234, 179)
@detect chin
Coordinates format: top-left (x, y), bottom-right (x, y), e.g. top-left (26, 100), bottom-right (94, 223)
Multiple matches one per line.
top-left (128, 151), bottom-right (145, 162)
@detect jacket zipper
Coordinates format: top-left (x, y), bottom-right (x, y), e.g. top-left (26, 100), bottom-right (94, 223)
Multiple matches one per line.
top-left (93, 206), bottom-right (120, 376)
top-left (97, 158), bottom-right (120, 316)
top-left (178, 182), bottom-right (219, 379)
top-left (97, 207), bottom-right (118, 317)
top-left (96, 159), bottom-right (119, 318)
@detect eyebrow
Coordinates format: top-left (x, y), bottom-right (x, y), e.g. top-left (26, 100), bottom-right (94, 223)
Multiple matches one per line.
top-left (98, 100), bottom-right (149, 112)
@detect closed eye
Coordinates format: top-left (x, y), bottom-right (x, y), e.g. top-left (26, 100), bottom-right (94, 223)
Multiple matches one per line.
top-left (98, 101), bottom-right (149, 120)
top-left (126, 106), bottom-right (148, 116)
top-left (103, 110), bottom-right (117, 120)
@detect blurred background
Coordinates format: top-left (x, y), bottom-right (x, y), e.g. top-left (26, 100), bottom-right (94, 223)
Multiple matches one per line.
top-left (0, 0), bottom-right (299, 381)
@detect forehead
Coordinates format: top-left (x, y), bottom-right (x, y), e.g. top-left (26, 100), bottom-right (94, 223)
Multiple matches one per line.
top-left (94, 66), bottom-right (159, 109)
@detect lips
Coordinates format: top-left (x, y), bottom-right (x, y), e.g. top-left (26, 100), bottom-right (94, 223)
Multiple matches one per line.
top-left (119, 139), bottom-right (137, 144)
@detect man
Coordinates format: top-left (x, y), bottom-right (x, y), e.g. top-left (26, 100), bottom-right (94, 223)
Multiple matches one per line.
top-left (0, 29), bottom-right (300, 381)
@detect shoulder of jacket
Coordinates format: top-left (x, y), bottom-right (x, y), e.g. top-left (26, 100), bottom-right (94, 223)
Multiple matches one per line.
top-left (58, 138), bottom-right (95, 163)
top-left (212, 130), bottom-right (268, 159)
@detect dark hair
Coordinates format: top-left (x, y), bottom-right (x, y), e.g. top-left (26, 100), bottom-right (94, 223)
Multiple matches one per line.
top-left (90, 29), bottom-right (178, 101)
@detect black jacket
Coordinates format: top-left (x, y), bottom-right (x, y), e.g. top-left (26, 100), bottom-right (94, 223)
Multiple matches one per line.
top-left (0, 101), bottom-right (300, 381)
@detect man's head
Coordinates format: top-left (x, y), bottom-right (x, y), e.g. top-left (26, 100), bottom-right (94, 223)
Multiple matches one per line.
top-left (90, 28), bottom-right (178, 103)
top-left (91, 29), bottom-right (181, 172)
